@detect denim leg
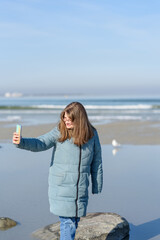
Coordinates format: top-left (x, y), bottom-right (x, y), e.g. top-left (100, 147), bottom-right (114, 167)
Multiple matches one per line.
top-left (59, 216), bottom-right (80, 240)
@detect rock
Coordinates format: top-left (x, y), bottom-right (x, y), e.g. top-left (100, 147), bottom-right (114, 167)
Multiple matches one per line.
top-left (32, 212), bottom-right (130, 240)
top-left (0, 217), bottom-right (17, 231)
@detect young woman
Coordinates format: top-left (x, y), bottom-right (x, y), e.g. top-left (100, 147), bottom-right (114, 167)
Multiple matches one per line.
top-left (13, 102), bottom-right (103, 240)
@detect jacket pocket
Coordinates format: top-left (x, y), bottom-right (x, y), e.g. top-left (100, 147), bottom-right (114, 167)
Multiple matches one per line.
top-left (49, 173), bottom-right (65, 186)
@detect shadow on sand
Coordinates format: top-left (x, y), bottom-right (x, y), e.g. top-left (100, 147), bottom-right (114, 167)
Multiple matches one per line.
top-left (130, 217), bottom-right (160, 240)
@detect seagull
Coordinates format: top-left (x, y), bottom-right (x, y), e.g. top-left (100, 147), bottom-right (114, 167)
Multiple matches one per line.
top-left (112, 139), bottom-right (121, 148)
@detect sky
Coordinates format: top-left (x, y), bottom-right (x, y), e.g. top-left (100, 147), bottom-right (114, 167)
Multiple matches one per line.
top-left (0, 0), bottom-right (160, 96)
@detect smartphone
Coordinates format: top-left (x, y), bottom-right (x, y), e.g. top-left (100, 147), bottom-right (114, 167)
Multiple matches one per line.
top-left (16, 124), bottom-right (22, 144)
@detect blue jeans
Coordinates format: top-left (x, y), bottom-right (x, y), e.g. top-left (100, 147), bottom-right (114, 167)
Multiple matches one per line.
top-left (59, 216), bottom-right (80, 240)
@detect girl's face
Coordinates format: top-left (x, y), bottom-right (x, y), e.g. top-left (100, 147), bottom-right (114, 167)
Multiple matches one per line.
top-left (63, 112), bottom-right (74, 129)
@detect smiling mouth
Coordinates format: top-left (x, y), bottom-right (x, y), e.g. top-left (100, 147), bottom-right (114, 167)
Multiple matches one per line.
top-left (66, 123), bottom-right (73, 128)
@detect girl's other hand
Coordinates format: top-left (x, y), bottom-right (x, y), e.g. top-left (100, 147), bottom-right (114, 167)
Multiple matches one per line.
top-left (12, 132), bottom-right (21, 144)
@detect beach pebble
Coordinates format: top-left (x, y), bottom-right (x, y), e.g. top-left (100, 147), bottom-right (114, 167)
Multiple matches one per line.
top-left (32, 212), bottom-right (130, 240)
top-left (0, 217), bottom-right (17, 230)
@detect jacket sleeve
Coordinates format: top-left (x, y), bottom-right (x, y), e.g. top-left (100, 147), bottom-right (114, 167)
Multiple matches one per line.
top-left (91, 130), bottom-right (103, 194)
top-left (16, 126), bottom-right (60, 152)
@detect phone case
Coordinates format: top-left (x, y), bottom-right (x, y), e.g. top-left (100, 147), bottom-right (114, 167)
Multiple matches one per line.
top-left (16, 124), bottom-right (22, 144)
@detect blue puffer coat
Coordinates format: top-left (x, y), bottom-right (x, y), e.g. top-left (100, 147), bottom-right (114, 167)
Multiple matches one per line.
top-left (16, 126), bottom-right (103, 217)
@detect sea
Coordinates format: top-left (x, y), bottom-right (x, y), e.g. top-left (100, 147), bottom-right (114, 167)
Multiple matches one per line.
top-left (1, 94), bottom-right (160, 126)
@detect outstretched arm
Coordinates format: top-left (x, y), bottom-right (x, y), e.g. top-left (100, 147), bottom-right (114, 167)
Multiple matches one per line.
top-left (12, 127), bottom-right (59, 152)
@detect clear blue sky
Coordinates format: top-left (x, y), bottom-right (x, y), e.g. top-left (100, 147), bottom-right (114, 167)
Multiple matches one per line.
top-left (0, 0), bottom-right (160, 96)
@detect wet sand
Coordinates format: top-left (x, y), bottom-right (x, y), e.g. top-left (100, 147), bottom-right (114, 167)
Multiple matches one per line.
top-left (0, 120), bottom-right (160, 145)
top-left (1, 144), bottom-right (160, 240)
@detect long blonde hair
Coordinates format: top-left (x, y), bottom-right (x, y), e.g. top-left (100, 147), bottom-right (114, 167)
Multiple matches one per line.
top-left (58, 102), bottom-right (94, 146)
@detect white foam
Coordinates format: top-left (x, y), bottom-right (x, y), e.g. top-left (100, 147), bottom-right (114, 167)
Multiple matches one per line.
top-left (89, 115), bottom-right (142, 120)
top-left (0, 116), bottom-right (22, 122)
top-left (0, 110), bottom-right (61, 114)
top-left (32, 105), bottom-right (66, 109)
top-left (85, 104), bottom-right (152, 110)
top-left (33, 104), bottom-right (152, 110)
top-left (7, 116), bottom-right (21, 121)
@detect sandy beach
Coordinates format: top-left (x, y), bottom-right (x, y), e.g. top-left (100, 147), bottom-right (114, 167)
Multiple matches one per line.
top-left (0, 120), bottom-right (160, 145)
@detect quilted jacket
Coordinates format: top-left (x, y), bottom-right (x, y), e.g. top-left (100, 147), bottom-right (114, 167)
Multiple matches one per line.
top-left (16, 126), bottom-right (103, 217)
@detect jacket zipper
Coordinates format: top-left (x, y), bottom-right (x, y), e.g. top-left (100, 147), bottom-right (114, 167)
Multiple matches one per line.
top-left (76, 145), bottom-right (82, 217)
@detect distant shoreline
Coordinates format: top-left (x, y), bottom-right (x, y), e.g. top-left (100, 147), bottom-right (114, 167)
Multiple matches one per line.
top-left (0, 120), bottom-right (160, 145)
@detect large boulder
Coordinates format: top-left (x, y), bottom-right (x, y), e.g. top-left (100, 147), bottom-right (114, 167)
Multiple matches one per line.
top-left (0, 217), bottom-right (17, 231)
top-left (32, 212), bottom-right (130, 240)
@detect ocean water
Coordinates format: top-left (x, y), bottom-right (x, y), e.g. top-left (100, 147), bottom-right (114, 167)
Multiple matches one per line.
top-left (0, 143), bottom-right (160, 240)
top-left (0, 95), bottom-right (160, 126)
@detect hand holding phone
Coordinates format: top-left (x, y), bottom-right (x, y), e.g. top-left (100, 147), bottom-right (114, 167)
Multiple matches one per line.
top-left (12, 124), bottom-right (22, 145)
